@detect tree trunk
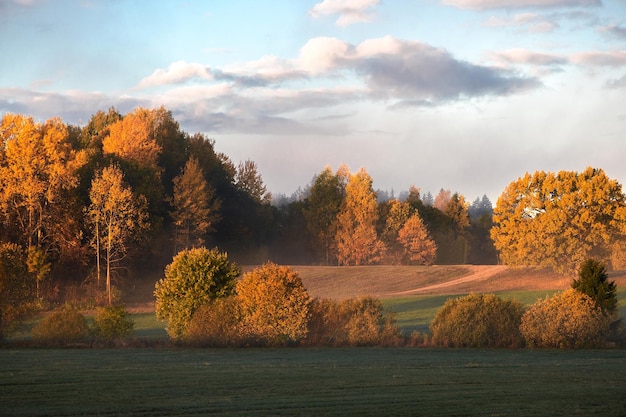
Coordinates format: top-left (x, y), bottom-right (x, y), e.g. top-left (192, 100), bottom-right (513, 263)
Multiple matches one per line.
top-left (106, 221), bottom-right (112, 305)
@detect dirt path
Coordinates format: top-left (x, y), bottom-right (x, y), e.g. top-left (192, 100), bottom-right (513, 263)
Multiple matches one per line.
top-left (386, 265), bottom-right (509, 296)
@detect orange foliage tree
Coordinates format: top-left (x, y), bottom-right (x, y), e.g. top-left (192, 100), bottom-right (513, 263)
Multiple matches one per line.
top-left (397, 213), bottom-right (437, 265)
top-left (0, 114), bottom-right (86, 294)
top-left (335, 167), bottom-right (386, 265)
top-left (491, 168), bottom-right (626, 274)
top-left (102, 108), bottom-right (161, 168)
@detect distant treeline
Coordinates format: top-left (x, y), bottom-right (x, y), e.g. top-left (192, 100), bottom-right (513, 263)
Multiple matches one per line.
top-left (0, 107), bottom-right (496, 301)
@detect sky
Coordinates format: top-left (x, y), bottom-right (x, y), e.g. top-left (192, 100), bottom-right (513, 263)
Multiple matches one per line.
top-left (1, 0), bottom-right (625, 204)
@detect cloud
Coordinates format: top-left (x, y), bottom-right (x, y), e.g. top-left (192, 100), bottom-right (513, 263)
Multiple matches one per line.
top-left (349, 38), bottom-right (540, 103)
top-left (443, 0), bottom-right (601, 10)
top-left (484, 13), bottom-right (558, 33)
top-left (0, 87), bottom-right (145, 123)
top-left (487, 49), bottom-right (568, 72)
top-left (599, 24), bottom-right (626, 40)
top-left (3, 35), bottom-right (541, 137)
top-left (607, 75), bottom-right (626, 89)
top-left (309, 0), bottom-right (379, 27)
top-left (571, 51), bottom-right (626, 67)
top-left (137, 60), bottom-right (212, 89)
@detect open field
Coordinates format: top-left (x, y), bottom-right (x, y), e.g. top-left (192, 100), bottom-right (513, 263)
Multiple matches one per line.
top-left (4, 266), bottom-right (626, 416)
top-left (2, 348), bottom-right (626, 417)
top-left (13, 265), bottom-right (626, 339)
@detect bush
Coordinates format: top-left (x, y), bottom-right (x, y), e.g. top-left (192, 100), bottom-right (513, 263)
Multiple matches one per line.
top-left (32, 305), bottom-right (90, 346)
top-left (430, 293), bottom-right (525, 348)
top-left (520, 289), bottom-right (611, 349)
top-left (93, 305), bottom-right (134, 341)
top-left (186, 297), bottom-right (244, 347)
top-left (154, 247), bottom-right (240, 339)
top-left (306, 297), bottom-right (402, 347)
top-left (237, 263), bottom-right (310, 345)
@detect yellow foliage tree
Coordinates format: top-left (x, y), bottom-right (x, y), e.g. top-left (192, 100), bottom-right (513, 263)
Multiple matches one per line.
top-left (88, 165), bottom-right (149, 304)
top-left (236, 263), bottom-right (310, 344)
top-left (397, 213), bottom-right (437, 265)
top-left (491, 168), bottom-right (626, 274)
top-left (102, 108), bottom-right (161, 168)
top-left (335, 167), bottom-right (386, 265)
top-left (0, 115), bottom-right (86, 294)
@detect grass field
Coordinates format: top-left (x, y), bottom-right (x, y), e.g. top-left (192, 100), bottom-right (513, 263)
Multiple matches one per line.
top-left (2, 348), bottom-right (626, 417)
top-left (3, 266), bottom-right (626, 416)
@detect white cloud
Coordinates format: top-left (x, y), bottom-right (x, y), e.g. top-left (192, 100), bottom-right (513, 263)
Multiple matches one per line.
top-left (137, 61), bottom-right (212, 89)
top-left (309, 0), bottom-right (379, 26)
top-left (443, 0), bottom-right (601, 10)
top-left (299, 37), bottom-right (354, 73)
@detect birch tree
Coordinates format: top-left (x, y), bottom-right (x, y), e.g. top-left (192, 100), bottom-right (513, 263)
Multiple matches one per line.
top-left (88, 165), bottom-right (149, 304)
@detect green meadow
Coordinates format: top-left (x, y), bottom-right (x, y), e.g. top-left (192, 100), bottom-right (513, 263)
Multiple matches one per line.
top-left (3, 287), bottom-right (626, 416)
top-left (2, 347), bottom-right (626, 417)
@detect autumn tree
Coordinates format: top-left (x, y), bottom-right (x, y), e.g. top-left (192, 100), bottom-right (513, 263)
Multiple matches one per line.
top-left (380, 199), bottom-right (412, 263)
top-left (0, 114), bottom-right (86, 288)
top-left (433, 188), bottom-right (452, 211)
top-left (491, 168), bottom-right (626, 274)
top-left (335, 167), bottom-right (386, 265)
top-left (236, 263), bottom-right (310, 345)
top-left (171, 157), bottom-right (221, 252)
top-left (236, 159), bottom-right (271, 204)
top-left (154, 247), bottom-right (240, 339)
top-left (303, 166), bottom-right (345, 264)
top-left (102, 108), bottom-right (161, 168)
top-left (80, 107), bottom-right (122, 151)
top-left (397, 212), bottom-right (437, 265)
top-left (87, 165), bottom-right (149, 304)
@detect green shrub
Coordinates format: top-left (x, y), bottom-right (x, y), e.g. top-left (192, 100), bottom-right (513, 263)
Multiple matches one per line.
top-left (185, 297), bottom-right (243, 347)
top-left (520, 289), bottom-right (611, 349)
top-left (32, 305), bottom-right (90, 346)
top-left (154, 247), bottom-right (240, 339)
top-left (306, 297), bottom-right (401, 347)
top-left (430, 293), bottom-right (525, 348)
top-left (93, 305), bottom-right (134, 340)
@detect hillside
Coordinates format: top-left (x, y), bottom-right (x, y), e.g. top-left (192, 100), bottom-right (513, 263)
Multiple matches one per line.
top-left (289, 265), bottom-right (626, 300)
top-left (128, 265), bottom-right (626, 309)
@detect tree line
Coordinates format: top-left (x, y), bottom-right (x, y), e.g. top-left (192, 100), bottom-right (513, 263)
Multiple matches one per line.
top-left (1, 106), bottom-right (625, 311)
top-left (0, 107), bottom-right (497, 303)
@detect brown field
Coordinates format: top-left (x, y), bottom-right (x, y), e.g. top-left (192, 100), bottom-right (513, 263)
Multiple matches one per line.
top-left (129, 265), bottom-right (626, 311)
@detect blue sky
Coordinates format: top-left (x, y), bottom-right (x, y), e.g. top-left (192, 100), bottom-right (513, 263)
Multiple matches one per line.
top-left (1, 0), bottom-right (625, 203)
